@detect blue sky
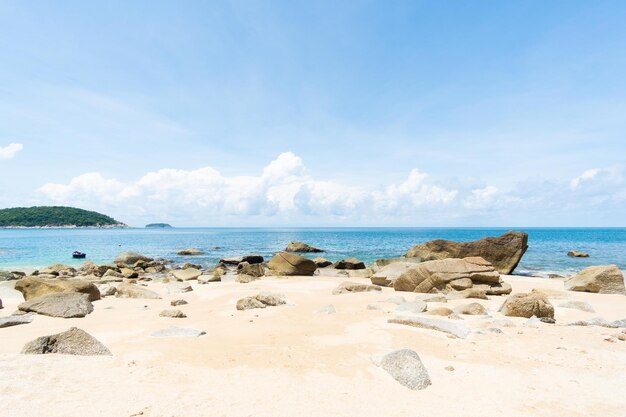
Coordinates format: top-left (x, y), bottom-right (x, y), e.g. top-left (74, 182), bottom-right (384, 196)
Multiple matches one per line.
top-left (1, 1), bottom-right (625, 226)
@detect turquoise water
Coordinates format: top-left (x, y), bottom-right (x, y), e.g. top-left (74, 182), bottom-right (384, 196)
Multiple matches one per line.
top-left (0, 228), bottom-right (624, 276)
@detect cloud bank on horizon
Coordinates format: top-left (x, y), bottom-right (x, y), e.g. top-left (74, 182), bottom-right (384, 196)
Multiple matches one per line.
top-left (35, 152), bottom-right (625, 227)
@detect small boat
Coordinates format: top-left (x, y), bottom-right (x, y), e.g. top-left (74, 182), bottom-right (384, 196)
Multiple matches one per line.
top-left (72, 251), bottom-right (86, 259)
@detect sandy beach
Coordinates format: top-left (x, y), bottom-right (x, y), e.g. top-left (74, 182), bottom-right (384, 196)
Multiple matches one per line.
top-left (1, 274), bottom-right (625, 417)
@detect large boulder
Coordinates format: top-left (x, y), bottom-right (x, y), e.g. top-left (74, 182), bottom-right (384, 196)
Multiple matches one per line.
top-left (371, 261), bottom-right (426, 287)
top-left (404, 231), bottom-right (528, 274)
top-left (499, 290), bottom-right (554, 319)
top-left (18, 293), bottom-right (94, 318)
top-left (115, 283), bottom-right (161, 299)
top-left (172, 268), bottom-right (202, 281)
top-left (372, 349), bottom-right (432, 390)
top-left (21, 327), bottom-right (111, 355)
top-left (237, 262), bottom-right (265, 277)
top-left (285, 241), bottom-right (324, 253)
top-left (14, 277), bottom-right (101, 301)
top-left (393, 257), bottom-right (501, 294)
top-left (176, 248), bottom-right (205, 256)
top-left (115, 252), bottom-right (153, 266)
top-left (333, 258), bottom-right (366, 270)
top-left (267, 252), bottom-right (317, 276)
top-left (564, 265), bottom-right (625, 294)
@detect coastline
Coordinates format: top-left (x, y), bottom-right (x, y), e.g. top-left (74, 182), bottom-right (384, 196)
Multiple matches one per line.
top-left (0, 224), bottom-right (128, 229)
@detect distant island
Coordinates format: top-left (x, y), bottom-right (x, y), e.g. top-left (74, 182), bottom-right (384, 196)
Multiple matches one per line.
top-left (145, 223), bottom-right (173, 228)
top-left (0, 206), bottom-right (127, 228)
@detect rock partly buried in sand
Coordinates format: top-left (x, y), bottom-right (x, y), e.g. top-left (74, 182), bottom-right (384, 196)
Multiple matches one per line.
top-left (14, 277), bottom-right (101, 302)
top-left (395, 301), bottom-right (427, 314)
top-left (446, 288), bottom-right (488, 300)
top-left (317, 304), bottom-right (336, 314)
top-left (167, 282), bottom-right (193, 294)
top-left (567, 317), bottom-right (620, 328)
top-left (0, 313), bottom-right (34, 328)
top-left (333, 258), bottom-right (366, 270)
top-left (558, 300), bottom-right (595, 312)
top-left (453, 302), bottom-right (487, 315)
top-left (568, 250), bottom-right (590, 258)
top-left (18, 293), bottom-right (94, 318)
top-left (159, 309), bottom-right (187, 318)
top-left (176, 248), bottom-right (205, 256)
top-left (332, 281), bottom-right (382, 295)
top-left (404, 231), bottom-right (528, 274)
top-left (172, 268), bottom-right (202, 281)
top-left (388, 316), bottom-right (470, 339)
top-left (267, 252), bottom-right (317, 276)
top-left (393, 257), bottom-right (505, 295)
top-left (151, 326), bottom-right (206, 337)
top-left (170, 299), bottom-right (188, 306)
top-left (115, 252), bottom-right (153, 266)
top-left (235, 274), bottom-right (260, 284)
top-left (236, 293), bottom-right (287, 310)
top-left (564, 265), bottom-right (625, 294)
top-left (115, 283), bottom-right (161, 299)
top-left (372, 349), bottom-right (432, 390)
top-left (499, 290), bottom-right (554, 319)
top-left (21, 327), bottom-right (111, 355)
top-left (313, 257), bottom-right (332, 268)
top-left (285, 241), bottom-right (324, 253)
top-left (237, 262), bottom-right (265, 277)
top-left (425, 307), bottom-right (455, 317)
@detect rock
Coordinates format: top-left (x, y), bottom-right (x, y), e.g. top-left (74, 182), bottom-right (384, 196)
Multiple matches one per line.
top-left (0, 313), bottom-right (34, 328)
top-left (267, 252), bottom-right (317, 276)
top-left (115, 252), bottom-right (153, 266)
top-left (480, 281), bottom-right (513, 296)
top-left (159, 309), bottom-right (187, 318)
top-left (395, 301), bottom-right (427, 314)
top-left (446, 288), bottom-right (488, 300)
top-left (167, 282), bottom-right (193, 294)
top-left (170, 299), bottom-right (188, 306)
top-left (414, 294), bottom-right (447, 303)
top-left (333, 258), bottom-right (366, 270)
top-left (172, 268), bottom-right (202, 281)
top-left (405, 231), bottom-right (528, 274)
top-left (235, 274), bottom-right (260, 284)
top-left (313, 257), bottom-right (332, 268)
top-left (499, 290), bottom-right (554, 319)
top-left (21, 327), bottom-right (111, 355)
top-left (177, 248), bottom-right (205, 256)
top-left (567, 317), bottom-right (619, 328)
top-left (568, 250), bottom-right (590, 258)
top-left (39, 264), bottom-right (76, 276)
top-left (453, 302), bottom-right (487, 315)
top-left (389, 316), bottom-right (471, 339)
top-left (564, 265), bottom-right (625, 294)
top-left (103, 269), bottom-right (124, 278)
top-left (372, 349), bottom-right (432, 390)
top-left (449, 278), bottom-right (473, 290)
top-left (285, 241), bottom-right (324, 253)
top-left (115, 283), bottom-right (161, 299)
top-left (317, 304), bottom-right (336, 314)
top-left (220, 255), bottom-right (264, 266)
top-left (236, 293), bottom-right (286, 310)
top-left (0, 297), bottom-right (2, 309)
top-left (0, 271), bottom-right (18, 281)
top-left (14, 277), bottom-right (101, 301)
top-left (539, 317), bottom-right (556, 324)
top-left (182, 262), bottom-right (202, 270)
top-left (393, 257), bottom-right (500, 293)
top-left (385, 295), bottom-right (407, 305)
top-left (237, 262), bottom-right (265, 277)
top-left (18, 293), bottom-right (94, 318)
top-left (370, 262), bottom-right (420, 287)
top-left (96, 284), bottom-right (117, 297)
top-left (332, 281), bottom-right (382, 295)
top-left (151, 326), bottom-right (206, 337)
top-left (425, 307), bottom-right (455, 317)
top-left (558, 300), bottom-right (595, 312)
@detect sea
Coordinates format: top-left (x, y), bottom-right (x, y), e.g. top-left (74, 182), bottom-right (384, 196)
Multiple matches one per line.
top-left (0, 227), bottom-right (624, 276)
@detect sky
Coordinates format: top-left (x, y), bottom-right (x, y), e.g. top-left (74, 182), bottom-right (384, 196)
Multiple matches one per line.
top-left (0, 0), bottom-right (625, 227)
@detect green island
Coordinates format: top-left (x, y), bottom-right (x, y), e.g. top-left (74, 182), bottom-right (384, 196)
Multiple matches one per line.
top-left (0, 206), bottom-right (127, 228)
top-left (145, 223), bottom-right (173, 228)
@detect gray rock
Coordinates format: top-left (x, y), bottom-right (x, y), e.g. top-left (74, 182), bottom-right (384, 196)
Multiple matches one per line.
top-left (0, 313), bottom-right (34, 328)
top-left (18, 293), bottom-right (94, 318)
top-left (558, 300), bottom-right (595, 313)
top-left (151, 326), bottom-right (206, 337)
top-left (317, 304), bottom-right (336, 314)
top-left (159, 309), bottom-right (187, 318)
top-left (332, 281), bottom-right (381, 295)
top-left (0, 271), bottom-right (17, 281)
top-left (167, 282), bottom-right (193, 294)
top-left (395, 301), bottom-right (427, 314)
top-left (611, 319), bottom-right (626, 328)
top-left (414, 294), bottom-right (447, 303)
top-left (384, 295), bottom-right (407, 305)
top-left (372, 349), bottom-right (431, 390)
top-left (21, 327), bottom-right (111, 355)
top-left (567, 317), bottom-right (619, 328)
top-left (388, 316), bottom-right (471, 339)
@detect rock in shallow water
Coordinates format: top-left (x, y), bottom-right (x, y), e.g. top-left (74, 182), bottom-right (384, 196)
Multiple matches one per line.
top-left (267, 252), bottom-right (317, 276)
top-left (372, 349), bottom-right (432, 390)
top-left (21, 327), bottom-right (111, 355)
top-left (285, 241), bottom-right (324, 253)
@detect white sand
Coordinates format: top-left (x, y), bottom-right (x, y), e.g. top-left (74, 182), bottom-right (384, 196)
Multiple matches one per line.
top-left (1, 275), bottom-right (625, 417)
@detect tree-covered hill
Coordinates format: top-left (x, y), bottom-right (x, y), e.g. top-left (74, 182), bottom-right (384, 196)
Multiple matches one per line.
top-left (0, 206), bottom-right (127, 227)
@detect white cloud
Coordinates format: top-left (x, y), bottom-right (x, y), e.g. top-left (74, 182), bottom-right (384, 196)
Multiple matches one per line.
top-left (570, 168), bottom-right (601, 189)
top-left (462, 185), bottom-right (499, 209)
top-left (0, 143), bottom-right (23, 159)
